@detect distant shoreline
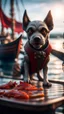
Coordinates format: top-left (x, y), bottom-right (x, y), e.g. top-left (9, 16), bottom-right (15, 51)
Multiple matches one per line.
top-left (50, 33), bottom-right (64, 39)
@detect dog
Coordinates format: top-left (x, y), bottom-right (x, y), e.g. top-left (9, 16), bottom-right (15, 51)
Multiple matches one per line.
top-left (13, 10), bottom-right (64, 87)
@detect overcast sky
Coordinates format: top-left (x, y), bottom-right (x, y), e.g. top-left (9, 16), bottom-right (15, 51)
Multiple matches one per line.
top-left (1, 0), bottom-right (64, 33)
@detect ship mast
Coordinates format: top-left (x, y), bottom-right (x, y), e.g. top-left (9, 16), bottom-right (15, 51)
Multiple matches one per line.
top-left (0, 0), bottom-right (4, 35)
top-left (10, 0), bottom-right (15, 40)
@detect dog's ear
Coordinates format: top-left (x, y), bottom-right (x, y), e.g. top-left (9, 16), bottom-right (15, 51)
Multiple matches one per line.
top-left (44, 10), bottom-right (54, 31)
top-left (23, 10), bottom-right (30, 31)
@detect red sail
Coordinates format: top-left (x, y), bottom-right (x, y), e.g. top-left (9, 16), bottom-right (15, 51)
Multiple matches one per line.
top-left (0, 7), bottom-right (24, 33)
top-left (15, 20), bottom-right (24, 33)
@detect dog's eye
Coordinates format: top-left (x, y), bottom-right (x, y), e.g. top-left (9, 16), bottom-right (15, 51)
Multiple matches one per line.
top-left (27, 28), bottom-right (34, 36)
top-left (40, 28), bottom-right (47, 37)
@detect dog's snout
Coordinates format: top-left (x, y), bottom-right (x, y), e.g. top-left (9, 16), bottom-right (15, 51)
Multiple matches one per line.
top-left (34, 37), bottom-right (41, 43)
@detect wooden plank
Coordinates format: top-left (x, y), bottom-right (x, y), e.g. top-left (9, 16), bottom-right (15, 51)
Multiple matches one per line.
top-left (33, 78), bottom-right (64, 85)
top-left (49, 79), bottom-right (64, 85)
top-left (0, 75), bottom-right (64, 85)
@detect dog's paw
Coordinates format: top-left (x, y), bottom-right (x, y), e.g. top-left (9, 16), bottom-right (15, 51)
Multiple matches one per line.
top-left (43, 82), bottom-right (52, 88)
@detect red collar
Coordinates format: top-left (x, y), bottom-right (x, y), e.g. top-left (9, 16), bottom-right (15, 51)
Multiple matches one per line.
top-left (24, 41), bottom-right (52, 55)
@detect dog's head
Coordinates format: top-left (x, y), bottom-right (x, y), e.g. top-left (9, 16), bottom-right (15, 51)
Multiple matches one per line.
top-left (23, 10), bottom-right (54, 49)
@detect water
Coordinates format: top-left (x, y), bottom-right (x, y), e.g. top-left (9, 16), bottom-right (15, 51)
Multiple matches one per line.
top-left (48, 38), bottom-right (64, 80)
top-left (49, 38), bottom-right (64, 114)
top-left (0, 38), bottom-right (64, 113)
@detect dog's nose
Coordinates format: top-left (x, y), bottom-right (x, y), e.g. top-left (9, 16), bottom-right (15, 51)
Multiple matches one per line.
top-left (34, 37), bottom-right (41, 43)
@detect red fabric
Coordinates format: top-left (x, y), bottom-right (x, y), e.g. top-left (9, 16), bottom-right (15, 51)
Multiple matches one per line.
top-left (0, 7), bottom-right (24, 33)
top-left (15, 20), bottom-right (24, 33)
top-left (0, 7), bottom-right (12, 28)
top-left (24, 42), bottom-right (52, 74)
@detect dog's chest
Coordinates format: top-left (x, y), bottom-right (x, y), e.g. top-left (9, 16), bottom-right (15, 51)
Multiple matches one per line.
top-left (31, 51), bottom-right (46, 71)
top-left (27, 50), bottom-right (46, 72)
top-left (24, 41), bottom-right (52, 73)
top-left (33, 51), bottom-right (45, 59)
top-left (32, 50), bottom-right (45, 63)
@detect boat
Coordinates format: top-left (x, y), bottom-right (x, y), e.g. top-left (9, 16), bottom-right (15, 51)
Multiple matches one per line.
top-left (0, 0), bottom-right (23, 61)
top-left (0, 35), bottom-right (22, 61)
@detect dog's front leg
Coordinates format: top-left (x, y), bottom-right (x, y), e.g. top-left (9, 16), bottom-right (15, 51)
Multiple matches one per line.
top-left (37, 71), bottom-right (43, 81)
top-left (43, 65), bottom-right (52, 87)
top-left (23, 52), bottom-right (30, 83)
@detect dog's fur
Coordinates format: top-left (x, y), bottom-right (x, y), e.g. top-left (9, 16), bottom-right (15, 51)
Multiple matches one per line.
top-left (13, 10), bottom-right (64, 87)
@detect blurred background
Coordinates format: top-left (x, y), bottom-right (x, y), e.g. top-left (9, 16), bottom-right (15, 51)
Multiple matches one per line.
top-left (0, 0), bottom-right (64, 37)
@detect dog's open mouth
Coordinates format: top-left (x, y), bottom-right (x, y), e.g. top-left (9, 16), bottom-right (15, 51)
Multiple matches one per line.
top-left (33, 42), bottom-right (42, 49)
top-left (34, 42), bottom-right (40, 45)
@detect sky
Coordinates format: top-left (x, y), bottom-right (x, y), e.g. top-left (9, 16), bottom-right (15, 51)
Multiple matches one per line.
top-left (1, 0), bottom-right (64, 34)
